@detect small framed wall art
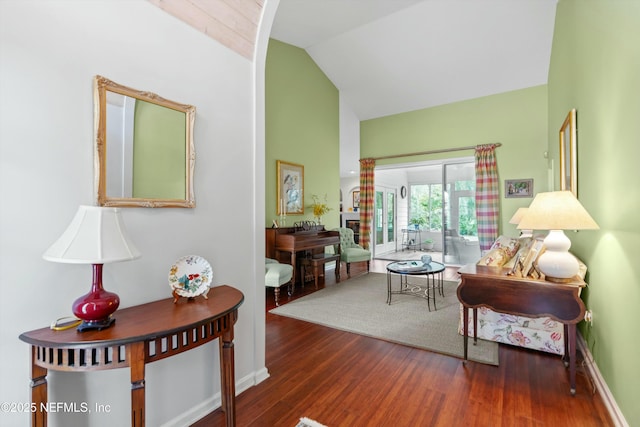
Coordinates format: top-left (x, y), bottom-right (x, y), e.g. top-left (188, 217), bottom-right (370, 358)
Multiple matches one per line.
top-left (505, 179), bottom-right (533, 198)
top-left (277, 160), bottom-right (304, 215)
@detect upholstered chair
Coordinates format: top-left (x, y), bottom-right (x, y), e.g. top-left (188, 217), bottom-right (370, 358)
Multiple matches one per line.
top-left (334, 228), bottom-right (371, 276)
top-left (265, 258), bottom-right (293, 306)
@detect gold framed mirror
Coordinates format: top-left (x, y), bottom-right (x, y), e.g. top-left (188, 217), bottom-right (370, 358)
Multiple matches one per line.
top-left (559, 108), bottom-right (577, 196)
top-left (94, 75), bottom-right (196, 208)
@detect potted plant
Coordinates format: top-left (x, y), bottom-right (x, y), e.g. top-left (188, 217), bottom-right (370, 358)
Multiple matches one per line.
top-left (423, 238), bottom-right (435, 251)
top-left (409, 216), bottom-right (426, 229)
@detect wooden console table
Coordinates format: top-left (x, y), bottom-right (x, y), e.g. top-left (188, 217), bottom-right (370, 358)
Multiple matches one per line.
top-left (457, 264), bottom-right (586, 395)
top-left (19, 285), bottom-right (244, 427)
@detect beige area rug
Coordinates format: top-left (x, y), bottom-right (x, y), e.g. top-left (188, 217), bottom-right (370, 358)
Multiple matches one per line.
top-left (270, 273), bottom-right (499, 365)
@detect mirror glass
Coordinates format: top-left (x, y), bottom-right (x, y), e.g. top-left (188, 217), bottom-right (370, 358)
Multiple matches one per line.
top-left (94, 75), bottom-right (196, 207)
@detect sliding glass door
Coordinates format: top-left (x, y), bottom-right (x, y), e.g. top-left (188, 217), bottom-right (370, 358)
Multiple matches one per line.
top-left (442, 161), bottom-right (481, 265)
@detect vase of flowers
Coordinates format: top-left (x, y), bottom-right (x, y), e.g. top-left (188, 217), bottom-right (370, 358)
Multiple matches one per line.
top-left (310, 194), bottom-right (332, 225)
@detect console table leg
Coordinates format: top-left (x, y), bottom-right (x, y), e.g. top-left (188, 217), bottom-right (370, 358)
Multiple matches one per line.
top-left (568, 323), bottom-right (577, 395)
top-left (473, 308), bottom-right (478, 345)
top-left (562, 324), bottom-right (570, 367)
top-left (128, 342), bottom-right (146, 427)
top-left (462, 306), bottom-right (469, 364)
top-left (30, 346), bottom-right (47, 427)
top-left (219, 327), bottom-right (236, 427)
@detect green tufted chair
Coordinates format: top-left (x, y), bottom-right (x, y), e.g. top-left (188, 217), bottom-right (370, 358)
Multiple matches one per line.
top-left (334, 227), bottom-right (371, 276)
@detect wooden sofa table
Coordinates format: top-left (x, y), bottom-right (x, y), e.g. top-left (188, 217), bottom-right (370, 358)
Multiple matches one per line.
top-left (19, 285), bottom-right (244, 427)
top-left (457, 264), bottom-right (586, 395)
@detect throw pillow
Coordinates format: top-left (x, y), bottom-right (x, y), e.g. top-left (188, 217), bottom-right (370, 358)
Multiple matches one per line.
top-left (503, 237), bottom-right (535, 269)
top-left (489, 235), bottom-right (521, 259)
top-left (477, 246), bottom-right (512, 267)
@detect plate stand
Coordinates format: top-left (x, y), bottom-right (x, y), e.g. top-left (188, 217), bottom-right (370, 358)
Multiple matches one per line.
top-left (172, 287), bottom-right (210, 304)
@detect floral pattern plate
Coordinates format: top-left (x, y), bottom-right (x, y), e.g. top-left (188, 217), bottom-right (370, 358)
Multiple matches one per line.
top-left (169, 255), bottom-right (212, 298)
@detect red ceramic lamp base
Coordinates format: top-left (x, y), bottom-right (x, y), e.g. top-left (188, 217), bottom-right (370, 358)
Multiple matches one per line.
top-left (72, 264), bottom-right (120, 332)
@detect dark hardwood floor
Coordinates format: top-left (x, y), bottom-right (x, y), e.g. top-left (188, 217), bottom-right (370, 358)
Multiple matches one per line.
top-left (193, 259), bottom-right (613, 427)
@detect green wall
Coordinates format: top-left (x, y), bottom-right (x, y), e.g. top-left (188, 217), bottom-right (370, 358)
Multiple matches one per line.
top-left (265, 39), bottom-right (340, 228)
top-left (361, 85), bottom-right (549, 236)
top-left (549, 1), bottom-right (640, 424)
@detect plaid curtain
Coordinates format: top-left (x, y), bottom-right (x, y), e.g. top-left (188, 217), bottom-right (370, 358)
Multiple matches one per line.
top-left (475, 144), bottom-right (499, 251)
top-left (359, 158), bottom-right (376, 249)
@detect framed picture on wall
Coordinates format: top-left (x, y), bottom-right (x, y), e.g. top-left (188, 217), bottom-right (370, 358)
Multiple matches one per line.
top-left (352, 191), bottom-right (360, 208)
top-left (276, 160), bottom-right (304, 215)
top-left (505, 179), bottom-right (533, 198)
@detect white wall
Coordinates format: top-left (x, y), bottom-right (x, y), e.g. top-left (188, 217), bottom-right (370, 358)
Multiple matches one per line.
top-left (0, 1), bottom-right (265, 426)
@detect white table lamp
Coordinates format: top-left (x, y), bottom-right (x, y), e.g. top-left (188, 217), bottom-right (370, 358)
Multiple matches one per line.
top-left (509, 207), bottom-right (531, 237)
top-left (517, 191), bottom-right (598, 282)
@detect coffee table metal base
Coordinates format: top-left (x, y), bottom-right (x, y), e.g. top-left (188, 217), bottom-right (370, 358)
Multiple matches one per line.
top-left (386, 261), bottom-right (445, 311)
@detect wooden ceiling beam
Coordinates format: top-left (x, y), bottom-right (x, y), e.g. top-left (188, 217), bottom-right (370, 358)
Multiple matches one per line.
top-left (148, 0), bottom-right (263, 60)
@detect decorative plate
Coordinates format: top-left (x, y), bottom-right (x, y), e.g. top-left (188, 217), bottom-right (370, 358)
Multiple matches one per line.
top-left (169, 255), bottom-right (212, 298)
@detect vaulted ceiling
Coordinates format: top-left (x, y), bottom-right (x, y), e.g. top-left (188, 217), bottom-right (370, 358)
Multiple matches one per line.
top-left (270, 0), bottom-right (558, 121)
top-left (150, 0), bottom-right (558, 120)
top-left (151, 0), bottom-right (558, 176)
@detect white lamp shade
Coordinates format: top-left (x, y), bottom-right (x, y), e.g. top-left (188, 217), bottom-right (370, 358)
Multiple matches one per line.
top-left (43, 205), bottom-right (141, 264)
top-left (517, 191), bottom-right (599, 231)
top-left (508, 207), bottom-right (529, 225)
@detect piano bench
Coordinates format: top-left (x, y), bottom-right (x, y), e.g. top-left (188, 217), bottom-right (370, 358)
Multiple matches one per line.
top-left (301, 254), bottom-right (341, 289)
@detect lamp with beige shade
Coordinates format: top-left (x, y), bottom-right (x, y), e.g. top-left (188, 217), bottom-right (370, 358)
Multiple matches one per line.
top-left (517, 191), bottom-right (598, 282)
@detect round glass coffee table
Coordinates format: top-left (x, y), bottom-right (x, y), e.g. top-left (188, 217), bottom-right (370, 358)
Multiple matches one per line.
top-left (386, 260), bottom-right (446, 311)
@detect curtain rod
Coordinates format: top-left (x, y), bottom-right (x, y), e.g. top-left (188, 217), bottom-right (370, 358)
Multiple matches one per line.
top-left (366, 142), bottom-right (502, 161)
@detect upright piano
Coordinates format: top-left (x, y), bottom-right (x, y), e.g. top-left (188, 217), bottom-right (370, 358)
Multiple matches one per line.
top-left (266, 225), bottom-right (340, 285)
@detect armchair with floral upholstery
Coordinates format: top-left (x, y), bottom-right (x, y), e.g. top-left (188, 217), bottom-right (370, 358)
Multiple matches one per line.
top-left (333, 227), bottom-right (371, 276)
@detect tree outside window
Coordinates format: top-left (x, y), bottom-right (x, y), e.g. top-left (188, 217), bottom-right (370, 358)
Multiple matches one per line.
top-left (454, 180), bottom-right (477, 236)
top-left (409, 184), bottom-right (442, 230)
top-left (410, 181), bottom-right (477, 236)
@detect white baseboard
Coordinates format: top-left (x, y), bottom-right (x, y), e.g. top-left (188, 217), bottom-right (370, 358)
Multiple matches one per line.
top-left (253, 366), bottom-right (271, 385)
top-left (160, 367), bottom-right (271, 427)
top-left (578, 334), bottom-right (629, 427)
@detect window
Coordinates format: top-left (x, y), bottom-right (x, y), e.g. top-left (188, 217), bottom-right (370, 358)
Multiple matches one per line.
top-left (409, 184), bottom-right (442, 231)
top-left (458, 196), bottom-right (477, 236)
top-left (452, 179), bottom-right (477, 237)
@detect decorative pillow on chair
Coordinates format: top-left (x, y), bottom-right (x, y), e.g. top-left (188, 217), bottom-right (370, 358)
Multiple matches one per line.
top-left (489, 236), bottom-right (521, 258)
top-left (503, 237), bottom-right (535, 269)
top-left (477, 236), bottom-right (521, 266)
top-left (477, 247), bottom-right (512, 266)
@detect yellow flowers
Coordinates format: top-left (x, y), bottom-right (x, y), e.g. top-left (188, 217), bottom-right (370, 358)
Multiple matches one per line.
top-left (310, 194), bottom-right (332, 218)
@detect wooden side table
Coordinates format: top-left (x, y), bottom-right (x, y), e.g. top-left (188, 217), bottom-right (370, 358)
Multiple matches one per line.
top-left (19, 285), bottom-right (244, 427)
top-left (457, 264), bottom-right (585, 395)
